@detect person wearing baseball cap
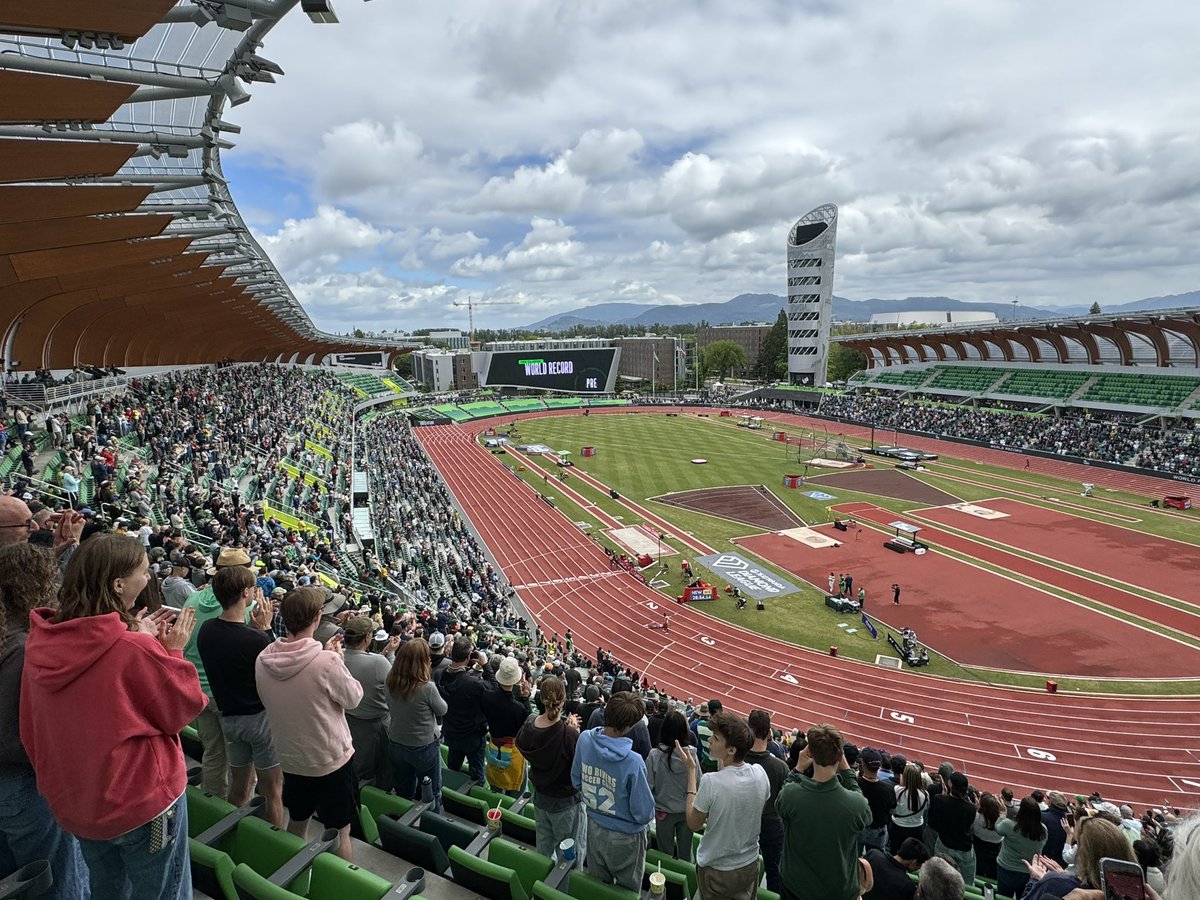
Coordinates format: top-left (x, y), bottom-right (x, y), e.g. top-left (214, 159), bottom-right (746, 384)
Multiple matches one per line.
top-left (856, 749), bottom-right (895, 853)
top-left (427, 632), bottom-right (450, 682)
top-left (180, 546), bottom-right (256, 800)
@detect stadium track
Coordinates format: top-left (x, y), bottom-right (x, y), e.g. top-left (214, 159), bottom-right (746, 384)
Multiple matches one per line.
top-left (414, 410), bottom-right (1200, 808)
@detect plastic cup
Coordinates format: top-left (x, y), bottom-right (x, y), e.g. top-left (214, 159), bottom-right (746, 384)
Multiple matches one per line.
top-left (486, 807), bottom-right (502, 831)
top-left (559, 838), bottom-right (576, 861)
top-left (649, 872), bottom-right (666, 895)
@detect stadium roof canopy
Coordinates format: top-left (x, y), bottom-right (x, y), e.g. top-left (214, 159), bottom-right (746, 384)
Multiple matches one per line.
top-left (0, 0), bottom-right (387, 368)
top-left (837, 307), bottom-right (1200, 369)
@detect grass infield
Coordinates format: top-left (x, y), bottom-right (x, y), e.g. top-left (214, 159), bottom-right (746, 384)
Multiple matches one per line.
top-left (496, 411), bottom-right (1200, 695)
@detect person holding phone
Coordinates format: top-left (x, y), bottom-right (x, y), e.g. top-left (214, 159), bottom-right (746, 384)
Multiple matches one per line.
top-left (255, 587), bottom-right (364, 862)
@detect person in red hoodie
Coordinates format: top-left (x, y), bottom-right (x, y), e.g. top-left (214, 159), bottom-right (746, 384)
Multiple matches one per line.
top-left (21, 533), bottom-right (205, 900)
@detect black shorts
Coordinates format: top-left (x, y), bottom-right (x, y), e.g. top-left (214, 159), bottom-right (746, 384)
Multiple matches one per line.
top-left (281, 757), bottom-right (357, 829)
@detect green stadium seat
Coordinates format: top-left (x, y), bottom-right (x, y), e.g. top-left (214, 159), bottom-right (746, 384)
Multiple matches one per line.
top-left (357, 786), bottom-right (414, 845)
top-left (448, 844), bottom-right (529, 900)
top-left (231, 852), bottom-right (396, 900)
top-left (442, 767), bottom-right (472, 792)
top-left (488, 838), bottom-right (555, 897)
top-left (442, 786), bottom-right (488, 824)
top-left (418, 810), bottom-right (478, 856)
top-left (533, 880), bottom-right (576, 900)
top-left (500, 807), bottom-right (538, 847)
top-left (565, 870), bottom-right (639, 900)
top-left (189, 816), bottom-right (307, 900)
top-left (377, 818), bottom-right (450, 875)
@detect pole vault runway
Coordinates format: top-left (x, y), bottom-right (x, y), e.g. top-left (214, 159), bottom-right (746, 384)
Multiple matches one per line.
top-left (415, 422), bottom-right (1200, 808)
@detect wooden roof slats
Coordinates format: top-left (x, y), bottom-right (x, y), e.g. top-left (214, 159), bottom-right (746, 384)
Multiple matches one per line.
top-left (0, 72), bottom-right (138, 125)
top-left (0, 138), bottom-right (135, 183)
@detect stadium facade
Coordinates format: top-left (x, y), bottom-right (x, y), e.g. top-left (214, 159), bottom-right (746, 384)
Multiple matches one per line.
top-left (786, 203), bottom-right (838, 386)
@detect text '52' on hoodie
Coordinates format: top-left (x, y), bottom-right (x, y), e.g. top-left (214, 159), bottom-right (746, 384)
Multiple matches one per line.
top-left (255, 637), bottom-right (363, 777)
top-left (571, 726), bottom-right (655, 834)
top-left (20, 608), bottom-right (207, 841)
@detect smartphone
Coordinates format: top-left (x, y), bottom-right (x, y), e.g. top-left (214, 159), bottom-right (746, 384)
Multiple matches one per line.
top-left (1099, 857), bottom-right (1145, 900)
top-left (982, 886), bottom-right (995, 900)
top-left (334, 628), bottom-right (345, 640)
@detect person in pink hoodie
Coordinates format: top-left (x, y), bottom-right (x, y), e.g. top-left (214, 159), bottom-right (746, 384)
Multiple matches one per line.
top-left (21, 533), bottom-right (205, 900)
top-left (255, 586), bottom-right (363, 861)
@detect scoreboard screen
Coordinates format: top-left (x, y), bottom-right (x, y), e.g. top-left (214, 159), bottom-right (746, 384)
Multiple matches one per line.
top-left (331, 351), bottom-right (387, 368)
top-left (481, 348), bottom-right (620, 394)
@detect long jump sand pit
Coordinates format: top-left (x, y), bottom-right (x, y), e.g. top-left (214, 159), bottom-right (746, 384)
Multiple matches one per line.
top-left (734, 523), bottom-right (1200, 678)
top-left (809, 468), bottom-right (960, 506)
top-left (650, 484), bottom-right (804, 531)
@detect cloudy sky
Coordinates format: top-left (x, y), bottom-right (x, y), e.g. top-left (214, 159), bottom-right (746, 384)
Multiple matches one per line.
top-left (221, 0), bottom-right (1200, 333)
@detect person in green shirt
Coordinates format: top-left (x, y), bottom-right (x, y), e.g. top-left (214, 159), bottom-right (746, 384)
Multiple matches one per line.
top-left (776, 724), bottom-right (872, 900)
top-left (995, 797), bottom-right (1047, 897)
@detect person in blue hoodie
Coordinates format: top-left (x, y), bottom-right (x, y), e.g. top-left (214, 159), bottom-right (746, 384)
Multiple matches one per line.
top-left (571, 691), bottom-right (655, 891)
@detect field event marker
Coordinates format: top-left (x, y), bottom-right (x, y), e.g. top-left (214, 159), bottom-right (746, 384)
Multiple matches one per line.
top-left (779, 526), bottom-right (841, 549)
top-left (780, 673), bottom-right (799, 685)
top-left (699, 636), bottom-right (717, 646)
top-left (944, 502), bottom-right (1010, 519)
top-left (1019, 746), bottom-right (1058, 762)
top-left (694, 551), bottom-right (800, 599)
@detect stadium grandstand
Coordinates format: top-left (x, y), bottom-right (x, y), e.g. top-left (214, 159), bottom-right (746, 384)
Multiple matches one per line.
top-left (838, 309), bottom-right (1200, 418)
top-left (2, 5), bottom-right (1200, 900)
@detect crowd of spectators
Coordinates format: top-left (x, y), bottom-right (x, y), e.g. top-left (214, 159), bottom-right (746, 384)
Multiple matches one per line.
top-left (2, 364), bottom-right (1200, 900)
top-left (818, 391), bottom-right (1200, 476)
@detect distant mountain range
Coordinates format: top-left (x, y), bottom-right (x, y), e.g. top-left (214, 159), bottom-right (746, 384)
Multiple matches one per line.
top-left (522, 289), bottom-right (1200, 331)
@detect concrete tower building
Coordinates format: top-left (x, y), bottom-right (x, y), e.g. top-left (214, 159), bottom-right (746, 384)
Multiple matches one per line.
top-left (786, 204), bottom-right (838, 385)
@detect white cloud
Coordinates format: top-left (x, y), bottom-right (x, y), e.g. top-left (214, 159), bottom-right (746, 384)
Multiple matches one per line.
top-left (219, 0), bottom-right (1200, 331)
top-left (472, 158), bottom-right (587, 214)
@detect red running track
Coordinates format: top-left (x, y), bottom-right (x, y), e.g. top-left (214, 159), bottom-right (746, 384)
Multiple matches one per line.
top-left (736, 521), bottom-right (1200, 677)
top-left (915, 498), bottom-right (1200, 606)
top-left (416, 422), bottom-right (1200, 809)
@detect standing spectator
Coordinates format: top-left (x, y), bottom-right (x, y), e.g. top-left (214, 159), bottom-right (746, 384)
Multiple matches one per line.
top-left (182, 547), bottom-right (256, 799)
top-left (516, 676), bottom-right (586, 865)
top-left (858, 748), bottom-right (897, 852)
top-left (678, 711), bottom-right (769, 900)
top-left (255, 587), bottom-right (364, 861)
top-left (890, 764), bottom-right (929, 853)
top-left (994, 797), bottom-right (1047, 897)
top-left (196, 566), bottom-right (284, 827)
top-left (746, 709), bottom-right (789, 893)
top-left (0, 544), bottom-right (89, 897)
top-left (862, 837), bottom-right (929, 900)
top-left (438, 636), bottom-right (495, 783)
top-left (691, 699), bottom-right (720, 772)
top-left (777, 724), bottom-right (871, 900)
top-left (386, 638), bottom-right (448, 810)
top-left (928, 772), bottom-right (977, 887)
top-left (572, 691), bottom-right (655, 892)
top-left (60, 467), bottom-right (81, 507)
top-left (482, 657), bottom-right (532, 795)
top-left (21, 533), bottom-right (205, 899)
top-left (971, 793), bottom-right (1004, 879)
top-left (343, 616), bottom-right (399, 791)
top-left (647, 711), bottom-right (698, 862)
top-left (428, 632), bottom-right (450, 681)
top-left (1040, 792), bottom-right (1069, 866)
top-left (161, 555), bottom-right (197, 607)
top-left (586, 678), bottom-right (652, 759)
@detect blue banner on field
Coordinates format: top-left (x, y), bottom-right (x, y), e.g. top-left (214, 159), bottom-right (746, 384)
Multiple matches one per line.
top-left (801, 490), bottom-right (835, 500)
top-left (861, 613), bottom-right (878, 639)
top-left (694, 552), bottom-right (799, 599)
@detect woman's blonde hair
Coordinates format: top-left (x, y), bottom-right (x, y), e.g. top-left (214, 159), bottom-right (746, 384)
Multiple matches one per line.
top-left (538, 676), bottom-right (566, 716)
top-left (1075, 816), bottom-right (1134, 888)
top-left (386, 637), bottom-right (430, 700)
top-left (57, 533), bottom-right (146, 630)
top-left (0, 544), bottom-right (58, 651)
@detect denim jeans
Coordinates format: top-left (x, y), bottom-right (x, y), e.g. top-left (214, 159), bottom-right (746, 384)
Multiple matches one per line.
top-left (533, 795), bottom-right (585, 866)
top-left (860, 823), bottom-right (889, 853)
top-left (445, 737), bottom-right (486, 783)
top-left (934, 838), bottom-right (976, 887)
top-left (76, 793), bottom-right (190, 900)
top-left (0, 773), bottom-right (90, 899)
top-left (390, 740), bottom-right (443, 812)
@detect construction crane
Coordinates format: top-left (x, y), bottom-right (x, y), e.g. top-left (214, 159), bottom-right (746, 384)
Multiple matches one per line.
top-left (451, 296), bottom-right (517, 345)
